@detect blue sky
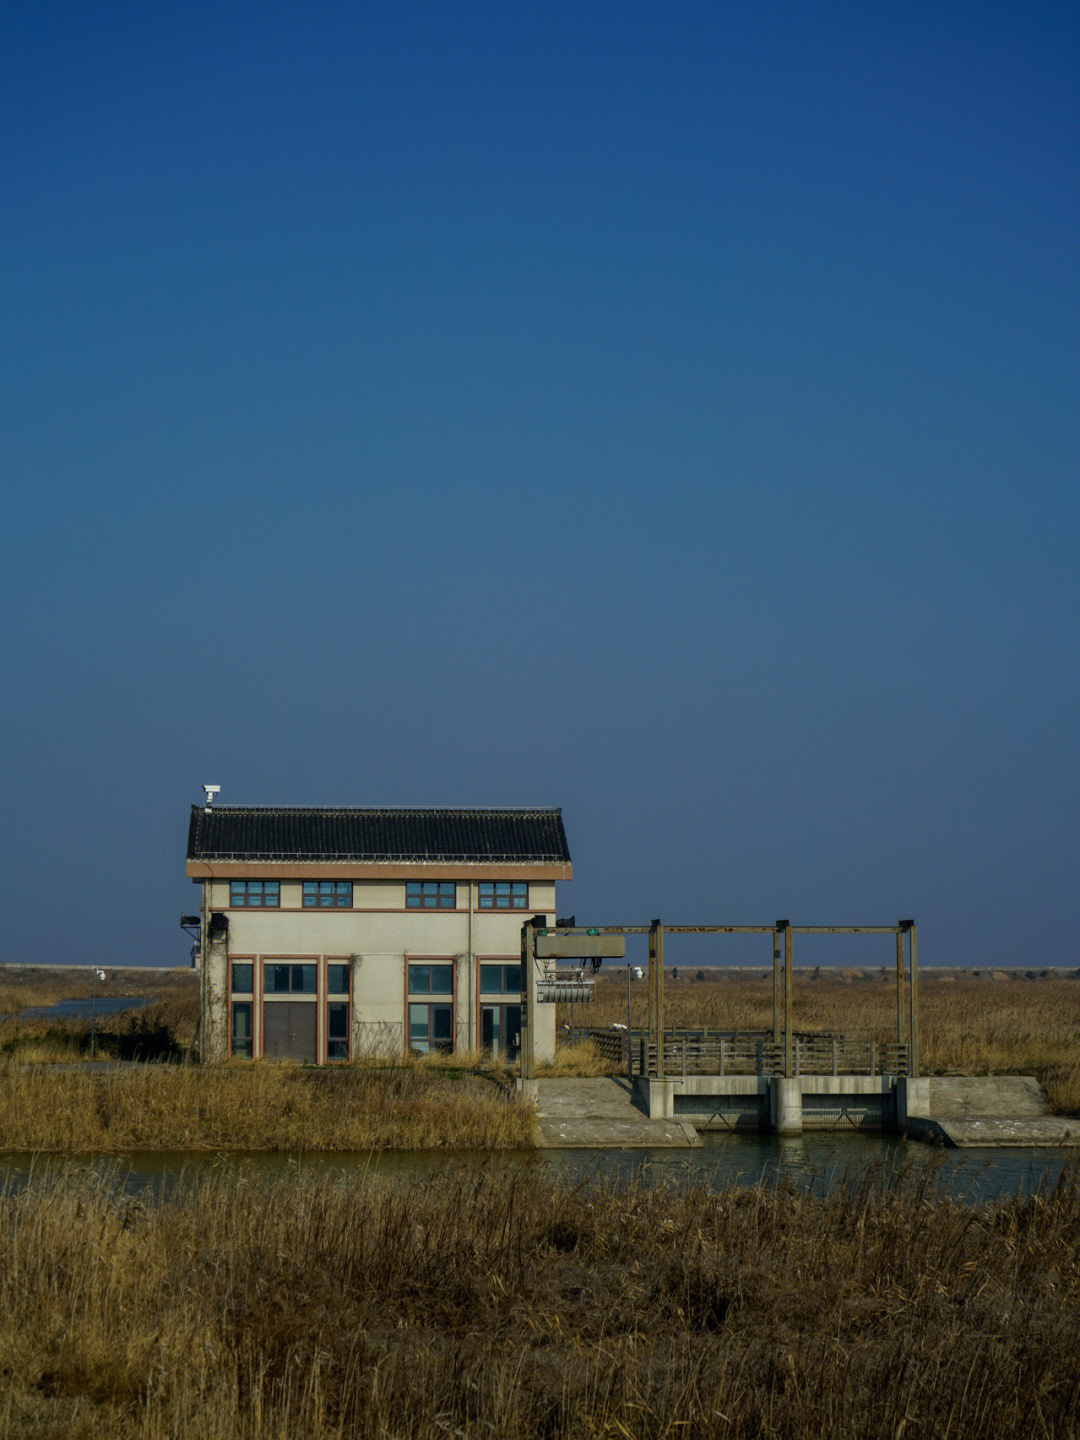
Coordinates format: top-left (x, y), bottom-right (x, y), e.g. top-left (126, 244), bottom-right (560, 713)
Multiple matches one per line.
top-left (2, 0), bottom-right (1077, 971)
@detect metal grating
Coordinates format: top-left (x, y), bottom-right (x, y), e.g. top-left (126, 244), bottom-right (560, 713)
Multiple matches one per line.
top-left (673, 1093), bottom-right (769, 1131)
top-left (800, 1093), bottom-right (894, 1132)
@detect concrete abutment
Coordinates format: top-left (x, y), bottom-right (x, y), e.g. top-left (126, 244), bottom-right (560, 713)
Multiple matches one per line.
top-left (637, 1074), bottom-right (910, 1134)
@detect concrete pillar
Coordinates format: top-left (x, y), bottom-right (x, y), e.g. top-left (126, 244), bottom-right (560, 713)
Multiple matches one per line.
top-left (771, 1077), bottom-right (803, 1134)
top-left (201, 913), bottom-right (230, 1062)
top-left (644, 1078), bottom-right (675, 1119)
top-left (896, 1076), bottom-right (931, 1127)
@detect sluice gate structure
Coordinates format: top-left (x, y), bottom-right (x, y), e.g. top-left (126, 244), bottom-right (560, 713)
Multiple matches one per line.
top-left (521, 918), bottom-right (924, 1136)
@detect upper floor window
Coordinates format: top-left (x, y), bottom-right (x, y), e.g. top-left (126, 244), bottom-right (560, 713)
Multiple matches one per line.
top-left (406, 881), bottom-right (456, 909)
top-left (408, 962), bottom-right (454, 995)
top-left (478, 881), bottom-right (529, 910)
top-left (480, 963), bottom-right (522, 995)
top-left (303, 881), bottom-right (353, 909)
top-left (327, 962), bottom-right (351, 994)
top-left (230, 881), bottom-right (279, 908)
top-left (264, 962), bottom-right (317, 995)
top-left (231, 961), bottom-right (254, 995)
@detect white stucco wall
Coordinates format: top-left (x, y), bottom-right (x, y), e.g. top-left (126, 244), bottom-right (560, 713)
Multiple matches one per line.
top-left (199, 877), bottom-right (559, 1062)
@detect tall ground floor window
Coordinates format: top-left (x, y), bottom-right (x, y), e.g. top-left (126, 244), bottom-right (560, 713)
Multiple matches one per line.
top-left (479, 959), bottom-right (523, 1060)
top-left (408, 1002), bottom-right (453, 1053)
top-left (326, 963), bottom-right (351, 1060)
top-left (231, 1001), bottom-right (253, 1058)
top-left (327, 1002), bottom-right (350, 1060)
top-left (407, 960), bottom-right (454, 1054)
top-left (479, 1003), bottom-right (521, 1060)
top-left (226, 955), bottom-right (351, 1062)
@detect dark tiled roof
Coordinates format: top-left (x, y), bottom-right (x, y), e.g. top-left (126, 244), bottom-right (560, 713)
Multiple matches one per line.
top-left (187, 806), bottom-right (571, 864)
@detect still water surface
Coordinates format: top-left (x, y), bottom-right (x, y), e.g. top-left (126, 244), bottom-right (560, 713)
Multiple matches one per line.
top-left (1, 1134), bottom-right (1072, 1204)
top-left (1, 995), bottom-right (157, 1022)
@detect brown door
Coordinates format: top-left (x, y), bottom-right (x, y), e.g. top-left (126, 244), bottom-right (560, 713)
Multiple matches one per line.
top-left (263, 1001), bottom-right (317, 1061)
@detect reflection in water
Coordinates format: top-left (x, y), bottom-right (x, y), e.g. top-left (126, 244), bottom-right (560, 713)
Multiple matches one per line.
top-left (539, 1132), bottom-right (1071, 1202)
top-left (1, 1133), bottom-right (1073, 1205)
top-left (1, 996), bottom-right (156, 1022)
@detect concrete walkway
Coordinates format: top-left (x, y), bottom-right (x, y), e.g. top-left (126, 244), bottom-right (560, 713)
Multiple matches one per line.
top-left (934, 1116), bottom-right (1080, 1146)
top-left (532, 1076), bottom-right (699, 1148)
top-left (915, 1077), bottom-right (1080, 1147)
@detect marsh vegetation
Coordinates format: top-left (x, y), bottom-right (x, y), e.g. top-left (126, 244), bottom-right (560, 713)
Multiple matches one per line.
top-left (0, 966), bottom-right (199, 1063)
top-left (2, 1160), bottom-right (1078, 1439)
top-left (0, 1059), bottom-right (532, 1153)
top-left (564, 969), bottom-right (1080, 1113)
top-left (1, 966), bottom-right (1076, 1157)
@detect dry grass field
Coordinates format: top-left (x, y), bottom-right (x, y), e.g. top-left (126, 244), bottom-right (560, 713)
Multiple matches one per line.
top-left (1, 965), bottom-right (1076, 1152)
top-left (0, 964), bottom-right (196, 1014)
top-left (0, 1060), bottom-right (532, 1153)
top-left (561, 969), bottom-right (1080, 1113)
top-left (2, 966), bottom-right (1078, 1436)
top-left (2, 1161), bottom-right (1078, 1439)
top-left (0, 966), bottom-right (200, 1062)
top-left (0, 967), bottom-right (530, 1152)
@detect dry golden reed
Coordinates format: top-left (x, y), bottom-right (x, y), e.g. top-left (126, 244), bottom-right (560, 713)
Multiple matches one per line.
top-left (0, 965), bottom-right (195, 1016)
top-left (2, 1161), bottom-right (1078, 1439)
top-left (0, 967), bottom-right (201, 1062)
top-left (0, 1061), bottom-right (533, 1153)
top-left (563, 970), bottom-right (1080, 1112)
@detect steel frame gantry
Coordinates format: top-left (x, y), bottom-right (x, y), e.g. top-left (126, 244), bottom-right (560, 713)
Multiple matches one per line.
top-left (520, 918), bottom-right (919, 1083)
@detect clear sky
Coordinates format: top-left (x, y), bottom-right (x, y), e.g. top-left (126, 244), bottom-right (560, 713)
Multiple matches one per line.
top-left (2, 0), bottom-right (1077, 971)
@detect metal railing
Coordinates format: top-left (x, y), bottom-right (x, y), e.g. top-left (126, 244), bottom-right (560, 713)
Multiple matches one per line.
top-left (353, 1020), bottom-right (405, 1058)
top-left (568, 1027), bottom-right (908, 1078)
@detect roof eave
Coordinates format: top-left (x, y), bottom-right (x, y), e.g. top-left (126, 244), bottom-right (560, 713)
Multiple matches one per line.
top-left (186, 859), bottom-right (572, 881)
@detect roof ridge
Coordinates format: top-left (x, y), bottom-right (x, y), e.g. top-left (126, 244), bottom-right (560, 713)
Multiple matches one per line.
top-left (187, 805), bottom-right (570, 864)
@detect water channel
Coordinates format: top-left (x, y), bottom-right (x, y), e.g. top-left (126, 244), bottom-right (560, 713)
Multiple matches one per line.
top-left (1, 1133), bottom-right (1073, 1204)
top-left (0, 995), bottom-right (157, 1022)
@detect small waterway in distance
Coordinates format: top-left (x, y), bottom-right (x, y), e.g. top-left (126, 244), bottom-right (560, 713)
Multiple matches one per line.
top-left (0, 995), bottom-right (157, 1022)
top-left (1, 1133), bottom-right (1073, 1204)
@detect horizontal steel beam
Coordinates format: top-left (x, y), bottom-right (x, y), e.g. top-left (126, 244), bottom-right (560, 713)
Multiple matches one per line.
top-left (663, 926), bottom-right (776, 934)
top-left (534, 933), bottom-right (626, 959)
top-left (789, 926), bottom-right (903, 935)
top-left (558, 924), bottom-right (906, 936)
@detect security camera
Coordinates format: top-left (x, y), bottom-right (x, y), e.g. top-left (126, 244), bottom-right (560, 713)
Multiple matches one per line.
top-left (202, 784), bottom-right (221, 808)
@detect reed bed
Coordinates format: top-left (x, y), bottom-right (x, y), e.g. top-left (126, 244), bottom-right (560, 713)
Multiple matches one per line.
top-left (0, 967), bottom-right (201, 1064)
top-left (2, 1161), bottom-right (1078, 1439)
top-left (1, 997), bottom-right (201, 1065)
top-left (0, 966), bottom-right (196, 1016)
top-left (538, 1038), bottom-right (610, 1077)
top-left (0, 1061), bottom-right (533, 1153)
top-left (563, 971), bottom-right (1080, 1111)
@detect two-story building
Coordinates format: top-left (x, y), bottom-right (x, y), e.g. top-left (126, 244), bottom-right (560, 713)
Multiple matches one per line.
top-left (186, 804), bottom-right (571, 1064)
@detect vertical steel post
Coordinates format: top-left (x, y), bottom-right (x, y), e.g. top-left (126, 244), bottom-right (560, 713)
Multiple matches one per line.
top-left (772, 927), bottom-right (781, 1042)
top-left (655, 921), bottom-right (665, 1079)
top-left (908, 923), bottom-right (919, 1078)
top-left (466, 882), bottom-right (474, 1052)
top-left (895, 927), bottom-right (906, 1053)
top-left (648, 922), bottom-right (658, 1077)
top-left (626, 963), bottom-right (633, 1082)
top-left (519, 920), bottom-right (537, 1083)
top-left (784, 922), bottom-right (794, 1078)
